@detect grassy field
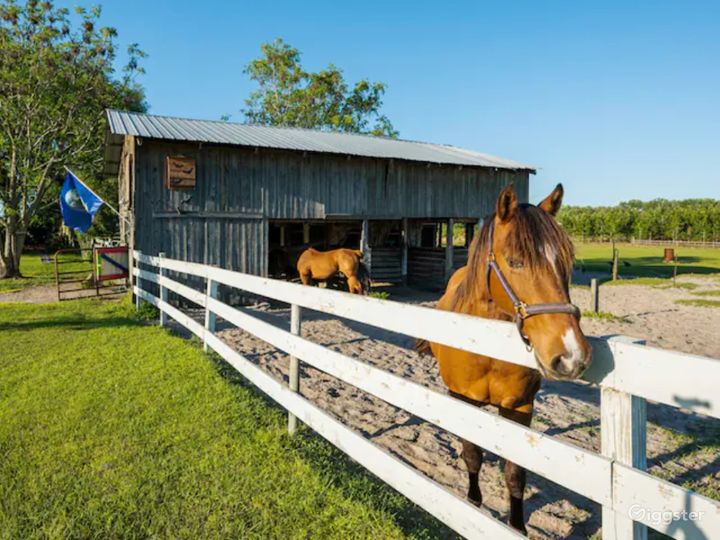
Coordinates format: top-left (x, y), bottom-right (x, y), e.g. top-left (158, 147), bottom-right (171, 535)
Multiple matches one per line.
top-left (0, 298), bottom-right (450, 539)
top-left (574, 242), bottom-right (720, 280)
top-left (0, 252), bottom-right (94, 294)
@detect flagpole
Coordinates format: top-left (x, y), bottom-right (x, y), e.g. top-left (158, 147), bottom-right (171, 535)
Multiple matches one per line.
top-left (64, 166), bottom-right (126, 222)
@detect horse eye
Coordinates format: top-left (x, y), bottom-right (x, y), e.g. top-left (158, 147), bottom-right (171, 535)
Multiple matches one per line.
top-left (508, 259), bottom-right (524, 269)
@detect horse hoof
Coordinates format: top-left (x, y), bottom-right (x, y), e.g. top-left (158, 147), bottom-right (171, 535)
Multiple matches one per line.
top-left (466, 493), bottom-right (482, 508)
top-left (508, 520), bottom-right (527, 536)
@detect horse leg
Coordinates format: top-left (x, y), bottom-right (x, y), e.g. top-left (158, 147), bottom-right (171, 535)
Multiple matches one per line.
top-left (346, 275), bottom-right (362, 294)
top-left (499, 405), bottom-right (533, 535)
top-left (299, 271), bottom-right (314, 286)
top-left (461, 439), bottom-right (483, 506)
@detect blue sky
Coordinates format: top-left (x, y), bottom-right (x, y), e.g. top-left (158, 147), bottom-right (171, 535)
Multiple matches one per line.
top-left (62, 0), bottom-right (718, 205)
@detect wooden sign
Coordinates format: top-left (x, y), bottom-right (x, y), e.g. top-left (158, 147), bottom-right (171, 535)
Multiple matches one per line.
top-left (165, 156), bottom-right (196, 189)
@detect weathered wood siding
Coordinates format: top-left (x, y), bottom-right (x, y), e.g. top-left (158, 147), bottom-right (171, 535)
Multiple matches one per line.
top-left (130, 138), bottom-right (530, 278)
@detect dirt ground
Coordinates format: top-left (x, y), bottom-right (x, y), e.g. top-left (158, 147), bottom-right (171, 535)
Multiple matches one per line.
top-left (0, 284), bottom-right (58, 303)
top-left (215, 274), bottom-right (719, 539)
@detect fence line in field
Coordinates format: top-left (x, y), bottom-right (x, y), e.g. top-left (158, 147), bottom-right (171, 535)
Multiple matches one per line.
top-left (630, 238), bottom-right (720, 249)
top-left (133, 251), bottom-right (720, 540)
top-left (574, 237), bottom-right (720, 248)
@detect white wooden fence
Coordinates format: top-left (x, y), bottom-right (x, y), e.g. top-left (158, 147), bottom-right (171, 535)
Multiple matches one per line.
top-left (133, 251), bottom-right (720, 540)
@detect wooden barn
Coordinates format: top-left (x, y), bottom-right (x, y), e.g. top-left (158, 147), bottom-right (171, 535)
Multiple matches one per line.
top-left (103, 110), bottom-right (534, 291)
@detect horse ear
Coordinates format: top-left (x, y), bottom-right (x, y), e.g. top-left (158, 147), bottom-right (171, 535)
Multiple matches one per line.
top-left (538, 183), bottom-right (564, 216)
top-left (496, 184), bottom-right (517, 223)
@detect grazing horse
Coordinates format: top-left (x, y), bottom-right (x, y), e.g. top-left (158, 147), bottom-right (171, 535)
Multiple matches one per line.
top-left (297, 248), bottom-right (370, 294)
top-left (418, 183), bottom-right (591, 534)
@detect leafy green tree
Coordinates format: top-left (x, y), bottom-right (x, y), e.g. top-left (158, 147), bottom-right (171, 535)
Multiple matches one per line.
top-left (243, 38), bottom-right (397, 137)
top-left (0, 0), bottom-right (146, 278)
top-left (558, 199), bottom-right (720, 242)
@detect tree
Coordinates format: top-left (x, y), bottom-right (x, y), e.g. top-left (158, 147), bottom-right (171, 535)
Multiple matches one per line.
top-left (558, 198), bottom-right (720, 241)
top-left (0, 0), bottom-right (146, 278)
top-left (243, 38), bottom-right (397, 137)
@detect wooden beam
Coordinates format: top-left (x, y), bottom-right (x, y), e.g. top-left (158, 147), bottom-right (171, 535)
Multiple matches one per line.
top-left (401, 218), bottom-right (408, 285)
top-left (159, 252), bottom-right (168, 327)
top-left (445, 218), bottom-right (454, 282)
top-left (360, 219), bottom-right (371, 273)
top-left (601, 335), bottom-right (648, 540)
top-left (204, 278), bottom-right (218, 352)
top-left (288, 304), bottom-right (302, 434)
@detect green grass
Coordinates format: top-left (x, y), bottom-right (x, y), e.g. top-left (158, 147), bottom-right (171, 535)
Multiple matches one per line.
top-left (0, 298), bottom-right (450, 539)
top-left (601, 277), bottom-right (700, 290)
top-left (0, 252), bottom-right (91, 294)
top-left (675, 298), bottom-right (720, 309)
top-left (369, 291), bottom-right (390, 300)
top-left (581, 310), bottom-right (628, 322)
top-left (691, 289), bottom-right (720, 297)
top-left (574, 242), bottom-right (720, 281)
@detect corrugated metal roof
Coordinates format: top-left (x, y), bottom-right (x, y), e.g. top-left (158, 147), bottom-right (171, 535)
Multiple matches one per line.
top-left (106, 109), bottom-right (535, 171)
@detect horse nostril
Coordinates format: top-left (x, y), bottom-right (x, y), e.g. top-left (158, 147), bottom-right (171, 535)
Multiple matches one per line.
top-left (550, 355), bottom-right (564, 373)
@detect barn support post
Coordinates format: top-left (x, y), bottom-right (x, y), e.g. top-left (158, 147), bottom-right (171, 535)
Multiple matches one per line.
top-left (158, 252), bottom-right (167, 327)
top-left (303, 223), bottom-right (310, 244)
top-left (444, 218), bottom-right (454, 283)
top-left (360, 219), bottom-right (371, 274)
top-left (401, 218), bottom-right (408, 285)
top-left (601, 335), bottom-right (648, 540)
top-left (204, 279), bottom-right (218, 352)
top-left (288, 303), bottom-right (302, 435)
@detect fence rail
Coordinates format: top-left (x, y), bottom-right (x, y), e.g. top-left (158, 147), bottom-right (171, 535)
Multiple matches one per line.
top-left (630, 238), bottom-right (720, 248)
top-left (133, 251), bottom-right (720, 540)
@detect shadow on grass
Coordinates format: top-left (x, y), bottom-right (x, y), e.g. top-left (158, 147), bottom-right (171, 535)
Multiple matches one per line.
top-left (203, 348), bottom-right (459, 540)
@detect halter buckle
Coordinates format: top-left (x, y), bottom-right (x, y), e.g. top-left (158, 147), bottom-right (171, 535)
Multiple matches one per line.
top-left (514, 302), bottom-right (528, 319)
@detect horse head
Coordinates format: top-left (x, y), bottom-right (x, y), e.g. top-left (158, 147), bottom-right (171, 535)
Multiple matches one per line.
top-left (480, 183), bottom-right (591, 380)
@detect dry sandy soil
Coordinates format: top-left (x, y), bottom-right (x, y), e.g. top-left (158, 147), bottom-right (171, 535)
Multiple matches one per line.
top-left (214, 274), bottom-right (719, 539)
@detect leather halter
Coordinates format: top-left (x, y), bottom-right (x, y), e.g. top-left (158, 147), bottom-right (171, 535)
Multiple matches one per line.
top-left (485, 220), bottom-right (581, 348)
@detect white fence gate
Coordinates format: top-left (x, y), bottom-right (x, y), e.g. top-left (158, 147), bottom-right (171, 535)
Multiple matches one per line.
top-left (133, 251), bottom-right (720, 540)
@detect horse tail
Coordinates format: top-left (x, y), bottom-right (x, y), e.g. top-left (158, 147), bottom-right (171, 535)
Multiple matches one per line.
top-left (415, 339), bottom-right (433, 357)
top-left (354, 249), bottom-right (364, 259)
top-left (356, 262), bottom-right (371, 294)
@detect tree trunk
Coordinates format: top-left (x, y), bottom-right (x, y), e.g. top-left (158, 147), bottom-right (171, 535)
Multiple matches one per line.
top-left (0, 217), bottom-right (26, 279)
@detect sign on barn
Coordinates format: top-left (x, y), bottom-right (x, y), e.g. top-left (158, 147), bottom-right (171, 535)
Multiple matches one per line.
top-left (165, 156), bottom-right (196, 189)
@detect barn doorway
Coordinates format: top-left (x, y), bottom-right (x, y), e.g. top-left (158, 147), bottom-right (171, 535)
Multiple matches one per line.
top-left (267, 220), bottom-right (363, 279)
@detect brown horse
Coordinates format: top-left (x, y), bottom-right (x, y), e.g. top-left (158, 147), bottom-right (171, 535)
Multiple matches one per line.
top-left (420, 183), bottom-right (591, 534)
top-left (297, 247), bottom-right (370, 294)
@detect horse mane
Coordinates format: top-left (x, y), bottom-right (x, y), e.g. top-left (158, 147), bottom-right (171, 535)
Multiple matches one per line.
top-left (451, 204), bottom-right (575, 312)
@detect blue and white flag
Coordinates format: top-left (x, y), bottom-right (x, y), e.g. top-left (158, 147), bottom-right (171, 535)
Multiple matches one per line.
top-left (60, 171), bottom-right (104, 233)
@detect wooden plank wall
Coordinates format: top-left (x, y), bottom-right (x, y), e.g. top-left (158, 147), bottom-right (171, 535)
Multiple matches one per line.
top-left (130, 138), bottom-right (530, 280)
top-left (408, 248), bottom-right (447, 290)
top-left (370, 247), bottom-right (403, 283)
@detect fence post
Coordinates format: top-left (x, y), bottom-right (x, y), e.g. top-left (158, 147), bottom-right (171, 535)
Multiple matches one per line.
top-left (135, 250), bottom-right (142, 310)
top-left (288, 304), bottom-right (302, 435)
top-left (601, 335), bottom-right (647, 540)
top-left (204, 278), bottom-right (218, 352)
top-left (612, 247), bottom-right (619, 281)
top-left (158, 252), bottom-right (167, 327)
top-left (590, 278), bottom-right (599, 313)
